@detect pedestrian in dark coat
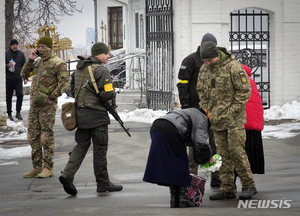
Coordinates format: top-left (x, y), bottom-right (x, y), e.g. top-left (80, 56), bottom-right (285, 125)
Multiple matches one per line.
top-left (143, 108), bottom-right (215, 208)
top-left (242, 64), bottom-right (265, 174)
top-left (5, 39), bottom-right (27, 121)
top-left (177, 33), bottom-right (221, 187)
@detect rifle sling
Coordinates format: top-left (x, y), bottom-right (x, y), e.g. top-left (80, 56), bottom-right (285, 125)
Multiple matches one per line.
top-left (87, 66), bottom-right (100, 94)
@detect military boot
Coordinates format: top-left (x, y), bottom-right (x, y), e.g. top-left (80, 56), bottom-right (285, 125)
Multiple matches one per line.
top-left (59, 173), bottom-right (77, 196)
top-left (23, 167), bottom-right (43, 178)
top-left (239, 187), bottom-right (257, 200)
top-left (209, 190), bottom-right (236, 200)
top-left (97, 182), bottom-right (123, 192)
top-left (178, 186), bottom-right (196, 208)
top-left (210, 171), bottom-right (222, 187)
top-left (15, 112), bottom-right (23, 120)
top-left (37, 168), bottom-right (54, 178)
top-left (169, 186), bottom-right (179, 208)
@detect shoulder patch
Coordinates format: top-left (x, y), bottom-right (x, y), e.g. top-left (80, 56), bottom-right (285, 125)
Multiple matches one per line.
top-left (239, 71), bottom-right (247, 83)
top-left (180, 65), bottom-right (187, 69)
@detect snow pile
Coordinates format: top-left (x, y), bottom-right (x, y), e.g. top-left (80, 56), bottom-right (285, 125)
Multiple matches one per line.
top-left (264, 101), bottom-right (300, 121)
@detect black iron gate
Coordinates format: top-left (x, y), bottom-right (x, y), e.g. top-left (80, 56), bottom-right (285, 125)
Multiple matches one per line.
top-left (230, 8), bottom-right (270, 108)
top-left (145, 0), bottom-right (174, 111)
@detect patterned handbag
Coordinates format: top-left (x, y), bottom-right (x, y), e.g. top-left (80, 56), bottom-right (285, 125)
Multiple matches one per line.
top-left (187, 173), bottom-right (207, 206)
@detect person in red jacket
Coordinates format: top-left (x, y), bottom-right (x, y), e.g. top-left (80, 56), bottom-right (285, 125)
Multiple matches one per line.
top-left (242, 64), bottom-right (265, 174)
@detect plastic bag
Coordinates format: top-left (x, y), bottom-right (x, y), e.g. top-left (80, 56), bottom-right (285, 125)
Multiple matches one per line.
top-left (200, 154), bottom-right (222, 173)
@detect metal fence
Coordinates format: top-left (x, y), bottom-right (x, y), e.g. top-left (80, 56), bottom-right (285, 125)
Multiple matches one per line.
top-left (65, 52), bottom-right (147, 108)
top-left (145, 0), bottom-right (174, 111)
top-left (230, 8), bottom-right (270, 108)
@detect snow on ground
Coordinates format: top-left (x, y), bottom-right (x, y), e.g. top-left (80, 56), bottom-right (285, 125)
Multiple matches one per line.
top-left (0, 90), bottom-right (300, 165)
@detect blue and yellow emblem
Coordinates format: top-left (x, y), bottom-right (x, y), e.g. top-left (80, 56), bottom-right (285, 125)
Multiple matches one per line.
top-left (239, 71), bottom-right (247, 83)
top-left (104, 77), bottom-right (113, 92)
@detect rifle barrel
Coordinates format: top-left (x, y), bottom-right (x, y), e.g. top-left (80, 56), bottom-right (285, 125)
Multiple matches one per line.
top-left (83, 81), bottom-right (131, 137)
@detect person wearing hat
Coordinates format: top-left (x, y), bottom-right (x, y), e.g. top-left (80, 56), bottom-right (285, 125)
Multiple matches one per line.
top-left (59, 42), bottom-right (123, 196)
top-left (5, 39), bottom-right (27, 121)
top-left (21, 36), bottom-right (69, 178)
top-left (196, 41), bottom-right (257, 200)
top-left (177, 33), bottom-right (221, 187)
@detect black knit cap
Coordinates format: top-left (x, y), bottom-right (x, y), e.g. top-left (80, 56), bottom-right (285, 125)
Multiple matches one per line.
top-left (10, 39), bottom-right (18, 46)
top-left (201, 33), bottom-right (217, 45)
top-left (200, 41), bottom-right (219, 59)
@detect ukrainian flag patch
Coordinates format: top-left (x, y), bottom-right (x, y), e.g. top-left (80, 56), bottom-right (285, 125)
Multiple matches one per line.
top-left (105, 78), bottom-right (109, 82)
top-left (239, 71), bottom-right (247, 83)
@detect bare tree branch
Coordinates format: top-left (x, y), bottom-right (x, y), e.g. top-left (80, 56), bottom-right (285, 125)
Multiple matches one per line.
top-left (5, 0), bottom-right (83, 50)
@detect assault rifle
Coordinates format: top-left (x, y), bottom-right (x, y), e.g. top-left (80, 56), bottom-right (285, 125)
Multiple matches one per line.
top-left (83, 80), bottom-right (131, 137)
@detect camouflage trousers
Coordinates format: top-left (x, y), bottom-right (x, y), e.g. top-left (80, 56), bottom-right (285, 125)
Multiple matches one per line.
top-left (63, 126), bottom-right (110, 186)
top-left (214, 128), bottom-right (255, 192)
top-left (188, 128), bottom-right (216, 174)
top-left (27, 104), bottom-right (57, 169)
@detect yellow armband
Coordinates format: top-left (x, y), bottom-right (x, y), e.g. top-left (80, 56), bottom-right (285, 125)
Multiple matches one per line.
top-left (104, 83), bottom-right (114, 92)
top-left (179, 79), bottom-right (189, 84)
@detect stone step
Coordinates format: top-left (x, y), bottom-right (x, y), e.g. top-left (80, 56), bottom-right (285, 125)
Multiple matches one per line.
top-left (115, 90), bottom-right (147, 112)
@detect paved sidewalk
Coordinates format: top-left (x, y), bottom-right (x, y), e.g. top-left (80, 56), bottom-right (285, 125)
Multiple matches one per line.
top-left (0, 106), bottom-right (300, 215)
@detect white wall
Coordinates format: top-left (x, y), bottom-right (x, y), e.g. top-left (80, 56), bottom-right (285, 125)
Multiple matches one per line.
top-left (0, 1), bottom-right (7, 126)
top-left (127, 0), bottom-right (145, 53)
top-left (173, 0), bottom-right (300, 107)
top-left (282, 0), bottom-right (300, 104)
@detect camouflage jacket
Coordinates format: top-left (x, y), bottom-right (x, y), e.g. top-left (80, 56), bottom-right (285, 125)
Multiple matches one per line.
top-left (21, 54), bottom-right (69, 106)
top-left (196, 47), bottom-right (251, 131)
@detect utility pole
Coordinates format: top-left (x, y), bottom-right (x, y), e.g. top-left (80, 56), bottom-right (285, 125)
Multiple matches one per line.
top-left (94, 0), bottom-right (98, 43)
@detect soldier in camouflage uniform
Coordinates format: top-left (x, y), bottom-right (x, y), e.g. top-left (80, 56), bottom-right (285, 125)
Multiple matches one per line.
top-left (59, 42), bottom-right (123, 196)
top-left (196, 41), bottom-right (257, 200)
top-left (21, 36), bottom-right (69, 178)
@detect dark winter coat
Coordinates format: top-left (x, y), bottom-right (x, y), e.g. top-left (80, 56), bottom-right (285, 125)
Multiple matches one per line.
top-left (70, 56), bottom-right (116, 129)
top-left (156, 108), bottom-right (211, 164)
top-left (5, 49), bottom-right (26, 80)
top-left (177, 46), bottom-right (203, 109)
